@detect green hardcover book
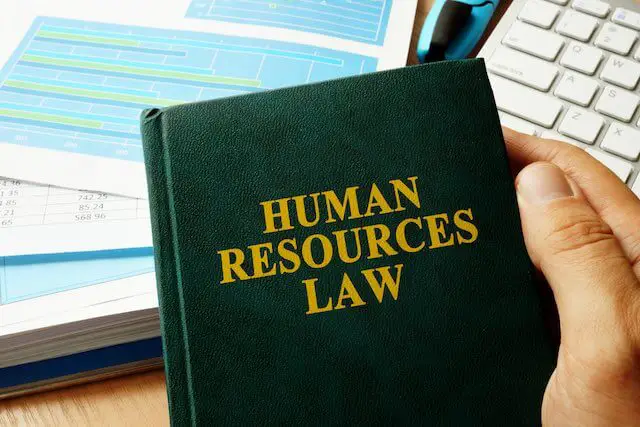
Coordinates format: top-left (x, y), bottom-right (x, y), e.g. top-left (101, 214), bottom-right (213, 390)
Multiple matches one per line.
top-left (141, 59), bottom-right (556, 426)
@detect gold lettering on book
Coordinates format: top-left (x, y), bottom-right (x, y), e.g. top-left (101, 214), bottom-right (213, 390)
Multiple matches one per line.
top-left (215, 177), bottom-right (480, 315)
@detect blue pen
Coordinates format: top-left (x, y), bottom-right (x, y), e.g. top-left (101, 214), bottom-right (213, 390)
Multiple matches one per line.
top-left (417, 0), bottom-right (500, 63)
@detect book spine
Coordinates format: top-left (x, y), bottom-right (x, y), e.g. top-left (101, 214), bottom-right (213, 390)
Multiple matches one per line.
top-left (140, 109), bottom-right (194, 427)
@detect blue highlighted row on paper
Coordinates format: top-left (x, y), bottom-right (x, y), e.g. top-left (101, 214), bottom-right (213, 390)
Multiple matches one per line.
top-left (0, 248), bottom-right (155, 305)
top-left (186, 0), bottom-right (393, 45)
top-left (0, 17), bottom-right (377, 162)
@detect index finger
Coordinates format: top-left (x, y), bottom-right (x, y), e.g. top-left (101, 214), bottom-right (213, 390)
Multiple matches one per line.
top-left (502, 127), bottom-right (640, 275)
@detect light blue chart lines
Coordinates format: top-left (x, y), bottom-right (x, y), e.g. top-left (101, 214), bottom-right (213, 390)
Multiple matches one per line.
top-left (0, 17), bottom-right (377, 162)
top-left (186, 0), bottom-right (393, 45)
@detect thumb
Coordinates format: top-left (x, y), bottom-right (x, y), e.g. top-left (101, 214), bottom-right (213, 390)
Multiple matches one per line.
top-left (515, 162), bottom-right (640, 361)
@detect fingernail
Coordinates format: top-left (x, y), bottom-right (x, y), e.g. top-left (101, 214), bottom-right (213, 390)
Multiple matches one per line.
top-left (516, 163), bottom-right (574, 204)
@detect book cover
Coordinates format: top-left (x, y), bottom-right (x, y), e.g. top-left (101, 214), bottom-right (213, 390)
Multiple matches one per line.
top-left (141, 60), bottom-right (556, 425)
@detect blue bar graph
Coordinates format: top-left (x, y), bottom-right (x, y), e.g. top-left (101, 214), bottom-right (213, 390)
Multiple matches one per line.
top-left (0, 17), bottom-right (377, 163)
top-left (186, 0), bottom-right (393, 46)
top-left (33, 37), bottom-right (188, 57)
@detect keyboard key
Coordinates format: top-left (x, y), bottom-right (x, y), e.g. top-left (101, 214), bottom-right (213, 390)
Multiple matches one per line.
top-left (600, 55), bottom-right (640, 89)
top-left (503, 21), bottom-right (565, 60)
top-left (571, 0), bottom-right (610, 18)
top-left (489, 75), bottom-right (563, 127)
top-left (600, 123), bottom-right (640, 161)
top-left (559, 106), bottom-right (604, 143)
top-left (557, 10), bottom-right (599, 41)
top-left (554, 71), bottom-right (599, 106)
top-left (547, 0), bottom-right (569, 5)
top-left (541, 130), bottom-right (583, 147)
top-left (499, 112), bottom-right (539, 135)
top-left (560, 41), bottom-right (603, 75)
top-left (488, 47), bottom-right (558, 90)
top-left (519, 0), bottom-right (560, 28)
top-left (594, 23), bottom-right (637, 55)
top-left (595, 85), bottom-right (639, 122)
top-left (612, 8), bottom-right (640, 31)
top-left (632, 176), bottom-right (640, 198)
top-left (586, 148), bottom-right (633, 182)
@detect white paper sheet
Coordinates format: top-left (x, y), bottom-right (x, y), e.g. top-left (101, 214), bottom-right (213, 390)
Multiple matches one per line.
top-left (0, 178), bottom-right (151, 256)
top-left (0, 247), bottom-right (156, 337)
top-left (0, 0), bottom-right (417, 198)
top-left (0, 272), bottom-right (157, 339)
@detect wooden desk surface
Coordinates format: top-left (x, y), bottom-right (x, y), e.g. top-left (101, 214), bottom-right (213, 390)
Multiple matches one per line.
top-left (0, 1), bottom-right (481, 424)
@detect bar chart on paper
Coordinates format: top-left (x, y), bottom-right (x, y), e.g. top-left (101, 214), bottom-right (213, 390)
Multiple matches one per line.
top-left (0, 17), bottom-right (377, 163)
top-left (185, 0), bottom-right (393, 45)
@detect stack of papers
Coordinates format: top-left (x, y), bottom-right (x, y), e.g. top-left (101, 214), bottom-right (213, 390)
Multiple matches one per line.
top-left (0, 0), bottom-right (417, 397)
top-left (1, 248), bottom-right (157, 366)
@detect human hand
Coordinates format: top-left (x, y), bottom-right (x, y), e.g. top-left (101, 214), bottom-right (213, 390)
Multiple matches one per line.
top-left (503, 127), bottom-right (640, 426)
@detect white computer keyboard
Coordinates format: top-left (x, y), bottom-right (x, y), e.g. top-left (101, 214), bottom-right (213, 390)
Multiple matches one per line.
top-left (479, 0), bottom-right (640, 197)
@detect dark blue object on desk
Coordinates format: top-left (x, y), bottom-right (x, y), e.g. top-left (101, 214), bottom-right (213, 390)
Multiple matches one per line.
top-left (0, 338), bottom-right (163, 391)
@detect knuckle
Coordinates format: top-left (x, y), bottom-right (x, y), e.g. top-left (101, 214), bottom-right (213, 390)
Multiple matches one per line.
top-left (546, 216), bottom-right (617, 261)
top-left (620, 232), bottom-right (640, 271)
top-left (549, 143), bottom-right (614, 181)
top-left (546, 142), bottom-right (587, 167)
